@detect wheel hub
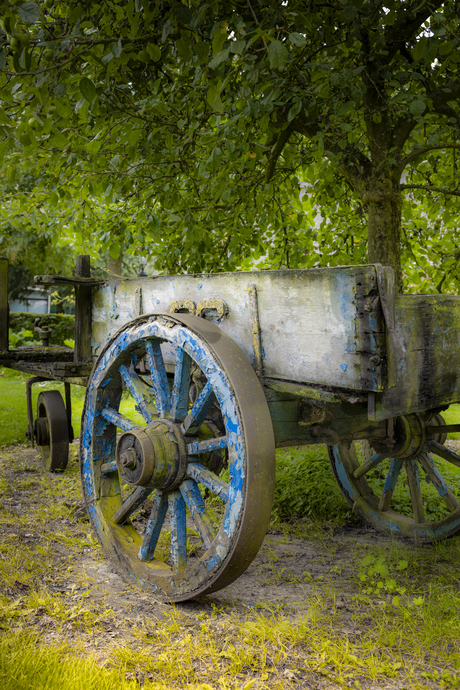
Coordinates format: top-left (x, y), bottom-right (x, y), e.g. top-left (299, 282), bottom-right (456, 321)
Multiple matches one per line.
top-left (371, 413), bottom-right (426, 460)
top-left (34, 417), bottom-right (50, 446)
top-left (116, 419), bottom-right (187, 490)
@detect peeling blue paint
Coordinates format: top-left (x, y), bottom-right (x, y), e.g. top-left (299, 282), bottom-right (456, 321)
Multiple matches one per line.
top-left (80, 315), bottom-right (247, 598)
top-left (341, 364), bottom-right (348, 372)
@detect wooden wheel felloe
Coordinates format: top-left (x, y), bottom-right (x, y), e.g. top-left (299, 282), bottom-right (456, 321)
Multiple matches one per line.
top-left (35, 390), bottom-right (70, 472)
top-left (80, 313), bottom-right (275, 601)
top-left (328, 413), bottom-right (460, 542)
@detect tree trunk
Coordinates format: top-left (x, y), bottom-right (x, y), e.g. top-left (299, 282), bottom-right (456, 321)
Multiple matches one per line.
top-left (360, 176), bottom-right (403, 292)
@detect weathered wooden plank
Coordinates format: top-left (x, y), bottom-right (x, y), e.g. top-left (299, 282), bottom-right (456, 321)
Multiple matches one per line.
top-left (91, 265), bottom-right (387, 392)
top-left (375, 294), bottom-right (460, 420)
top-left (0, 258), bottom-right (8, 352)
top-left (74, 255), bottom-right (93, 363)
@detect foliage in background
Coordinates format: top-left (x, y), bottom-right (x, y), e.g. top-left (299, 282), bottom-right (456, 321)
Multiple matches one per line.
top-left (273, 446), bottom-right (352, 523)
top-left (9, 312), bottom-right (75, 346)
top-left (0, 1), bottom-right (459, 290)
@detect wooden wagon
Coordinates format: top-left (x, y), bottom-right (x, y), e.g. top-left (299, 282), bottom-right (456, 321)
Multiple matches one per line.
top-left (1, 256), bottom-right (460, 601)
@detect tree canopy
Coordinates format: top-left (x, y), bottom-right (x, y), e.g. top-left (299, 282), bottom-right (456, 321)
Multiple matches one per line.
top-left (0, 1), bottom-right (459, 290)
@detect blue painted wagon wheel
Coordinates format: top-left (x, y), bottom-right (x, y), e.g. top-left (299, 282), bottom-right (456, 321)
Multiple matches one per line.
top-left (80, 313), bottom-right (275, 601)
top-left (328, 414), bottom-right (460, 542)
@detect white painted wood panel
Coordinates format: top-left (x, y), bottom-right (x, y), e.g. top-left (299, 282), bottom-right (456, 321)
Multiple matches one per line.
top-left (91, 266), bottom-right (383, 392)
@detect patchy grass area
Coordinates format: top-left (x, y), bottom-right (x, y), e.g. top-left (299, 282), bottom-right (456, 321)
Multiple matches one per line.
top-left (1, 367), bottom-right (460, 687)
top-left (0, 445), bottom-right (460, 689)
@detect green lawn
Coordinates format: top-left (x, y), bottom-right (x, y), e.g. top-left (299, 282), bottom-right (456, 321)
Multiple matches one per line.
top-left (0, 367), bottom-right (142, 448)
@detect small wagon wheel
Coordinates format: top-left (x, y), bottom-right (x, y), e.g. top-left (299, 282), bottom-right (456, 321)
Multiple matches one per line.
top-left (80, 314), bottom-right (275, 601)
top-left (35, 390), bottom-right (70, 472)
top-left (329, 413), bottom-right (460, 542)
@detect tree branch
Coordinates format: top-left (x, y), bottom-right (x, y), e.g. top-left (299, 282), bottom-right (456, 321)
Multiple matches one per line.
top-left (428, 80), bottom-right (460, 116)
top-left (398, 143), bottom-right (460, 176)
top-left (265, 124), bottom-right (294, 182)
top-left (393, 80), bottom-right (460, 152)
top-left (401, 184), bottom-right (460, 197)
top-left (380, 0), bottom-right (445, 66)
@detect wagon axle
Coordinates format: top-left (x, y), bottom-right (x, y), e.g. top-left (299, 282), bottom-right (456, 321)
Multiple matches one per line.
top-left (370, 412), bottom-right (446, 460)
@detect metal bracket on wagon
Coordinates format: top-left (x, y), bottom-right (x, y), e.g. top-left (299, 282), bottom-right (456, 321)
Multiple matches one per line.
top-left (170, 298), bottom-right (229, 321)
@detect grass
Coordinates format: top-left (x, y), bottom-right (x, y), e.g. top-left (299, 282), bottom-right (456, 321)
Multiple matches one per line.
top-left (0, 631), bottom-right (155, 690)
top-left (0, 368), bottom-right (143, 447)
top-left (2, 368), bottom-right (460, 687)
top-left (0, 449), bottom-right (459, 688)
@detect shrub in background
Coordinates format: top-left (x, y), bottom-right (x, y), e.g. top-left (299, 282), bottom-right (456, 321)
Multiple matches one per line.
top-left (9, 313), bottom-right (75, 347)
top-left (273, 446), bottom-right (352, 522)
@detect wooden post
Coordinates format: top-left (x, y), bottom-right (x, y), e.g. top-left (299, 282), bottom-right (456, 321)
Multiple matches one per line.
top-left (74, 255), bottom-right (92, 363)
top-left (0, 258), bottom-right (8, 352)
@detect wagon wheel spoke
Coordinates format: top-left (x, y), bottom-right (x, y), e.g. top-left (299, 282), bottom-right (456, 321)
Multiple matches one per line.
top-left (406, 459), bottom-right (425, 523)
top-left (100, 407), bottom-right (137, 432)
top-left (353, 453), bottom-right (386, 479)
top-left (145, 340), bottom-right (170, 418)
top-left (187, 436), bottom-right (228, 456)
top-left (378, 459), bottom-right (404, 511)
top-left (119, 364), bottom-right (157, 423)
top-left (169, 491), bottom-right (187, 572)
top-left (138, 491), bottom-right (169, 562)
top-left (426, 440), bottom-right (460, 469)
top-left (418, 452), bottom-right (460, 512)
top-left (186, 462), bottom-right (229, 503)
top-left (170, 349), bottom-right (192, 422)
top-left (180, 479), bottom-right (217, 549)
top-left (113, 486), bottom-right (153, 525)
top-left (181, 381), bottom-right (216, 435)
top-left (100, 460), bottom-right (118, 475)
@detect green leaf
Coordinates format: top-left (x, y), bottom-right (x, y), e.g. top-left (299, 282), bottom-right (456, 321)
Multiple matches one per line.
top-left (268, 40), bottom-right (289, 70)
top-left (207, 84), bottom-right (224, 113)
top-left (109, 243), bottom-right (121, 260)
top-left (206, 146), bottom-right (222, 170)
top-left (0, 49), bottom-right (6, 70)
top-left (194, 41), bottom-right (209, 62)
top-left (439, 41), bottom-right (452, 56)
top-left (68, 6), bottom-right (84, 23)
top-left (128, 129), bottom-right (143, 146)
top-left (287, 100), bottom-right (302, 122)
top-left (112, 39), bottom-right (122, 59)
top-left (230, 40), bottom-right (245, 55)
top-left (18, 2), bottom-right (40, 23)
top-left (209, 48), bottom-right (229, 69)
top-left (147, 44), bottom-right (162, 62)
top-left (80, 77), bottom-right (96, 102)
top-left (176, 32), bottom-right (193, 61)
top-left (288, 32), bottom-right (306, 48)
top-left (410, 99), bottom-right (426, 116)
top-left (212, 21), bottom-right (227, 56)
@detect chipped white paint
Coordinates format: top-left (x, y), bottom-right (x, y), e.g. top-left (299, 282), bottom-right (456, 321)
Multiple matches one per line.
top-left (91, 266), bottom-right (378, 392)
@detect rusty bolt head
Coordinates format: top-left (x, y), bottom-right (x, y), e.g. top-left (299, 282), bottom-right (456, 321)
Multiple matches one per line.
top-left (370, 355), bottom-right (381, 366)
top-left (120, 448), bottom-right (137, 469)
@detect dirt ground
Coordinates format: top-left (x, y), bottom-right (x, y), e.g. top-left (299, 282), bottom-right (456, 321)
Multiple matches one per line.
top-left (0, 443), bottom-right (387, 621)
top-left (1, 442), bottom-right (458, 689)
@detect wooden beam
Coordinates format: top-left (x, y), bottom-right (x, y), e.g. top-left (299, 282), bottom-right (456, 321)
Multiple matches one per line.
top-left (74, 255), bottom-right (93, 363)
